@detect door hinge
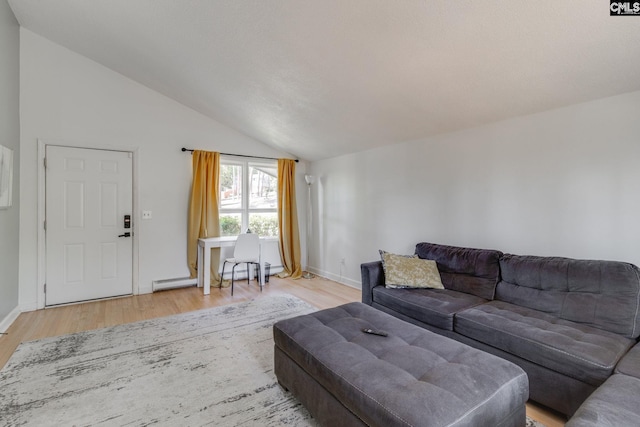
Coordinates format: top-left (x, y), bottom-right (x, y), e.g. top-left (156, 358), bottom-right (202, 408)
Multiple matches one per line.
top-left (44, 157), bottom-right (47, 169)
top-left (44, 283), bottom-right (46, 293)
top-left (44, 220), bottom-right (46, 231)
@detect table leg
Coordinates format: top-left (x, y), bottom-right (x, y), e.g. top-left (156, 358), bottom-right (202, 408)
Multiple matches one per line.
top-left (197, 243), bottom-right (203, 288)
top-left (203, 244), bottom-right (211, 296)
top-left (258, 245), bottom-right (265, 289)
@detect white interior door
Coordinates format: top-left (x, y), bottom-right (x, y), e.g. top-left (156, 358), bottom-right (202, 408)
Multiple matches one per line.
top-left (45, 146), bottom-right (133, 305)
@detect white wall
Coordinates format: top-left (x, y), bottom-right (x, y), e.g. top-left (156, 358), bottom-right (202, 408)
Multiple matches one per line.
top-left (310, 90), bottom-right (640, 287)
top-left (0, 0), bottom-right (20, 331)
top-left (19, 29), bottom-right (305, 309)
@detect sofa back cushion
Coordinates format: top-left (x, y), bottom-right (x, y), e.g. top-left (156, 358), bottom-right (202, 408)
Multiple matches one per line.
top-left (497, 254), bottom-right (640, 339)
top-left (415, 242), bottom-right (502, 300)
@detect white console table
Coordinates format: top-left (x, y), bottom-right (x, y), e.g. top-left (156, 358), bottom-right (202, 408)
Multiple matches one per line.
top-left (197, 236), bottom-right (278, 295)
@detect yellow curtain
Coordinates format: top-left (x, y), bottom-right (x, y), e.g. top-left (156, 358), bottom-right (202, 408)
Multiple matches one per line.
top-left (187, 150), bottom-right (221, 284)
top-left (277, 159), bottom-right (302, 278)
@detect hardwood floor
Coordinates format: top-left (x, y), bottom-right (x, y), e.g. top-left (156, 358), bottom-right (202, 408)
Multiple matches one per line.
top-left (0, 276), bottom-right (564, 426)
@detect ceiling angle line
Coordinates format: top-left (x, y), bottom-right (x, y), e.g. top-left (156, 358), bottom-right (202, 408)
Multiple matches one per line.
top-left (181, 147), bottom-right (298, 163)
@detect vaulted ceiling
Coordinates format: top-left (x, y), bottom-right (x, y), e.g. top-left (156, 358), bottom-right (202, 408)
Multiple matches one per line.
top-left (8, 1), bottom-right (640, 161)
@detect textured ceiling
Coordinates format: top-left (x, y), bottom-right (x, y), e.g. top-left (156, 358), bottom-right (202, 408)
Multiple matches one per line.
top-left (8, 0), bottom-right (640, 161)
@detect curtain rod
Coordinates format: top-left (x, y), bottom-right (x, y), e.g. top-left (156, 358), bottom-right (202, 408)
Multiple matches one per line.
top-left (181, 147), bottom-right (298, 162)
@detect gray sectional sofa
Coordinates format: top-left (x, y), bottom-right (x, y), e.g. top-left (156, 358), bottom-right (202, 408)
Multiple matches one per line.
top-left (361, 242), bottom-right (640, 419)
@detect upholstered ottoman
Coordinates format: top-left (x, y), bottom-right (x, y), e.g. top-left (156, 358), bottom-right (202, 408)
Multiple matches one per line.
top-left (273, 302), bottom-right (529, 427)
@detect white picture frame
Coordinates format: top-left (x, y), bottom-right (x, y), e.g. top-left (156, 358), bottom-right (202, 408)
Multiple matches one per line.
top-left (0, 144), bottom-right (14, 209)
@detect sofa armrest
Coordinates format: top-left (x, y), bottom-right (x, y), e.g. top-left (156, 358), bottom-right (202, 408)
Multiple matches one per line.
top-left (361, 261), bottom-right (384, 305)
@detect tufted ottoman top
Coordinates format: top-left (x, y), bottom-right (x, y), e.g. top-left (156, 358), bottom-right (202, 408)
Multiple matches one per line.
top-left (274, 302), bottom-right (528, 427)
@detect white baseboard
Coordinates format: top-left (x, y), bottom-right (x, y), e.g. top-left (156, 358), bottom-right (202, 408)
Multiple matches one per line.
top-left (307, 267), bottom-right (362, 290)
top-left (138, 285), bottom-right (153, 294)
top-left (152, 277), bottom-right (197, 292)
top-left (19, 302), bottom-right (38, 313)
top-left (220, 265), bottom-right (283, 281)
top-left (0, 305), bottom-right (22, 334)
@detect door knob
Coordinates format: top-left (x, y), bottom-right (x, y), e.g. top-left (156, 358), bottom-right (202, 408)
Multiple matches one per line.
top-left (118, 232), bottom-right (131, 238)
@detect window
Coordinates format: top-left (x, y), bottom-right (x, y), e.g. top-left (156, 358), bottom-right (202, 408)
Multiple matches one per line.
top-left (219, 158), bottom-right (278, 237)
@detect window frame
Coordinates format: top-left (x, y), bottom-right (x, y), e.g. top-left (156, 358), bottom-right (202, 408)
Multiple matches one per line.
top-left (219, 156), bottom-right (278, 236)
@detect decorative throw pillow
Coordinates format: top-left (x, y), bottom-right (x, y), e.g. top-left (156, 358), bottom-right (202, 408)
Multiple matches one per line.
top-left (379, 250), bottom-right (444, 289)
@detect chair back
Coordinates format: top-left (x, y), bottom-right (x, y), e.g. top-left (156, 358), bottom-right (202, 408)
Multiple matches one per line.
top-left (233, 233), bottom-right (260, 262)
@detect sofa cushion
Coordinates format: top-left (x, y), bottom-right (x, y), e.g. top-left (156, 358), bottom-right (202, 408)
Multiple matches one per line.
top-left (455, 300), bottom-right (635, 386)
top-left (615, 342), bottom-right (640, 379)
top-left (373, 286), bottom-right (487, 331)
top-left (497, 254), bottom-right (640, 339)
top-left (566, 374), bottom-right (640, 427)
top-left (415, 242), bottom-right (502, 300)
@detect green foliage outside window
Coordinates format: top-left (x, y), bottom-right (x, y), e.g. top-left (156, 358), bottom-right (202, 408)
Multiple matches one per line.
top-left (220, 215), bottom-right (241, 236)
top-left (249, 215), bottom-right (279, 237)
top-left (220, 215), bottom-right (278, 237)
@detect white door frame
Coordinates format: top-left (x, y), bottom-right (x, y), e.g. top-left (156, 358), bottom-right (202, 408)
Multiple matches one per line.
top-left (37, 139), bottom-right (140, 309)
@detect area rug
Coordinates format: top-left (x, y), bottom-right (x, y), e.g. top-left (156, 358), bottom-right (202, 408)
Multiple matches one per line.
top-left (0, 295), bottom-right (547, 426)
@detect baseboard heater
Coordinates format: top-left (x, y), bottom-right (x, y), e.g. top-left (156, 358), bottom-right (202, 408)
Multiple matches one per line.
top-left (152, 265), bottom-right (283, 292)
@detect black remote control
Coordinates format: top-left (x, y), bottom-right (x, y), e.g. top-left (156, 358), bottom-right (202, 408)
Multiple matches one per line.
top-left (362, 328), bottom-right (388, 337)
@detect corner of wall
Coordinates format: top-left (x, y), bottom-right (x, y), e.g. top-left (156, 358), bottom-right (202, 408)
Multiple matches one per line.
top-left (0, 306), bottom-right (21, 334)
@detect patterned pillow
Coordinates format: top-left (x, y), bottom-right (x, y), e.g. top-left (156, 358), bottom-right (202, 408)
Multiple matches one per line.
top-left (379, 250), bottom-right (444, 289)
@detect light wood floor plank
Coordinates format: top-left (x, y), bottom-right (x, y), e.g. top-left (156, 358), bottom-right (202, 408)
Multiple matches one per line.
top-left (0, 276), bottom-right (563, 426)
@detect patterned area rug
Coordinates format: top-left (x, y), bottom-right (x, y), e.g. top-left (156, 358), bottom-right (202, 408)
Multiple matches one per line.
top-left (0, 295), bottom-right (547, 426)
